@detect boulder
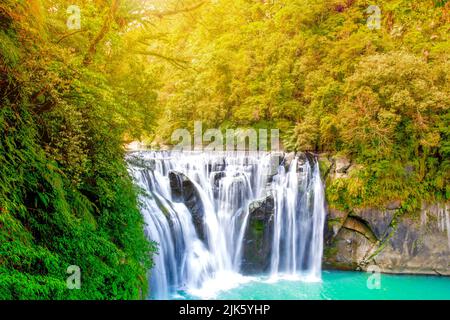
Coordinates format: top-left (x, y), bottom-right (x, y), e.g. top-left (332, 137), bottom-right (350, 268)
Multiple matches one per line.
top-left (210, 171), bottom-right (226, 198)
top-left (334, 157), bottom-right (351, 178)
top-left (241, 194), bottom-right (275, 274)
top-left (168, 171), bottom-right (206, 242)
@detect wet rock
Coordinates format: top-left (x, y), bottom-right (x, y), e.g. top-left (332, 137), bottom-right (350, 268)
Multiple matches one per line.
top-left (342, 216), bottom-right (378, 243)
top-left (324, 204), bottom-right (450, 275)
top-left (283, 151), bottom-right (315, 173)
top-left (241, 194), bottom-right (275, 274)
top-left (283, 152), bottom-right (295, 170)
top-left (168, 171), bottom-right (206, 242)
top-left (126, 154), bottom-right (156, 171)
top-left (211, 171), bottom-right (226, 197)
top-left (318, 155), bottom-right (333, 180)
top-left (324, 207), bottom-right (349, 244)
top-left (206, 157), bottom-right (226, 173)
top-left (248, 194), bottom-right (275, 215)
top-left (353, 208), bottom-right (396, 240)
top-left (269, 152), bottom-right (284, 176)
top-left (302, 152), bottom-right (316, 167)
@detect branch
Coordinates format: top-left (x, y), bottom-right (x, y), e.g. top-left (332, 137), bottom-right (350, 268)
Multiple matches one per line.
top-left (84, 0), bottom-right (120, 65)
top-left (56, 29), bottom-right (86, 44)
top-left (135, 50), bottom-right (189, 69)
top-left (139, 2), bottom-right (205, 19)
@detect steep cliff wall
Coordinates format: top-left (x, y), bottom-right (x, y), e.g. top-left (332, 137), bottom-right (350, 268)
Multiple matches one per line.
top-left (321, 155), bottom-right (450, 276)
top-left (324, 204), bottom-right (450, 275)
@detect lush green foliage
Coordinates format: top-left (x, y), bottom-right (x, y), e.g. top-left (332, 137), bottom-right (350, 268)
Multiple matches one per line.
top-left (0, 0), bottom-right (157, 299)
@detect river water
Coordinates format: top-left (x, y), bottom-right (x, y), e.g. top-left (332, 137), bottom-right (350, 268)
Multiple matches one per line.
top-left (175, 270), bottom-right (450, 300)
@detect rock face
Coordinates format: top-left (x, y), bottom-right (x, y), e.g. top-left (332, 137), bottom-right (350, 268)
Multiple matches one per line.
top-left (211, 171), bottom-right (226, 198)
top-left (241, 194), bottom-right (275, 274)
top-left (320, 153), bottom-right (450, 276)
top-left (324, 204), bottom-right (450, 275)
top-left (334, 157), bottom-right (351, 178)
top-left (168, 171), bottom-right (206, 242)
top-left (126, 153), bottom-right (156, 171)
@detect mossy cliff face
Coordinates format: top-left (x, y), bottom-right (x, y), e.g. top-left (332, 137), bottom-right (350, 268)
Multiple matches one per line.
top-left (320, 155), bottom-right (450, 276)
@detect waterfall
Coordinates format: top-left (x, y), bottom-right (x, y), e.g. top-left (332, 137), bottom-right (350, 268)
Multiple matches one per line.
top-left (270, 159), bottom-right (326, 280)
top-left (127, 151), bottom-right (327, 299)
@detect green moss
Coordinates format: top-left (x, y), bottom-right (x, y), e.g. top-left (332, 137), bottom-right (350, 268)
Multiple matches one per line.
top-left (318, 157), bottom-right (333, 181)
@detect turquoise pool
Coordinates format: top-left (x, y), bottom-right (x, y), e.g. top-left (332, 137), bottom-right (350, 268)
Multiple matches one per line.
top-left (175, 270), bottom-right (450, 300)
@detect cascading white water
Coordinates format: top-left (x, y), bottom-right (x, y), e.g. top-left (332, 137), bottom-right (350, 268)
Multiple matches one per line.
top-left (127, 151), bottom-right (327, 299)
top-left (270, 159), bottom-right (326, 280)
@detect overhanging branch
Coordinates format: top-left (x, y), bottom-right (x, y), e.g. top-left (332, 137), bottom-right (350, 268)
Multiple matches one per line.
top-left (135, 50), bottom-right (189, 69)
top-left (136, 2), bottom-right (205, 19)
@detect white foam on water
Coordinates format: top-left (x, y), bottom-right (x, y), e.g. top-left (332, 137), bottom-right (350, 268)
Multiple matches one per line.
top-left (187, 271), bottom-right (255, 299)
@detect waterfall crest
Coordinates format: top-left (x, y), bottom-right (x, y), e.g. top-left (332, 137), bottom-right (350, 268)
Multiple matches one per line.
top-left (128, 151), bottom-right (326, 299)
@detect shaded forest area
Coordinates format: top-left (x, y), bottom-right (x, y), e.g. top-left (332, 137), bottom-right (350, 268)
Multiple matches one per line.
top-left (0, 0), bottom-right (163, 299)
top-left (0, 0), bottom-right (449, 299)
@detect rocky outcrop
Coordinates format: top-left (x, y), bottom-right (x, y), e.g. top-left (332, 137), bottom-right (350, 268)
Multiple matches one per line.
top-left (283, 151), bottom-right (316, 173)
top-left (241, 194), bottom-right (275, 274)
top-left (168, 171), bottom-right (206, 242)
top-left (318, 153), bottom-right (368, 181)
top-left (324, 204), bottom-right (450, 276)
top-left (211, 171), bottom-right (226, 198)
top-left (283, 152), bottom-right (296, 170)
top-left (334, 157), bottom-right (352, 179)
top-left (126, 153), bottom-right (156, 171)
top-left (320, 153), bottom-right (450, 276)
